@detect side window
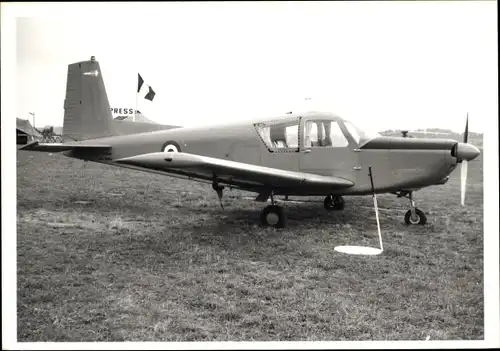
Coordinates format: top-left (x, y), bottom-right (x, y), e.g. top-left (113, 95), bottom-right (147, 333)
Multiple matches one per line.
top-left (343, 121), bottom-right (361, 144)
top-left (256, 124), bottom-right (272, 146)
top-left (327, 121), bottom-right (349, 147)
top-left (304, 120), bottom-right (348, 147)
top-left (304, 121), bottom-right (319, 147)
top-left (286, 125), bottom-right (299, 148)
top-left (255, 119), bottom-right (299, 151)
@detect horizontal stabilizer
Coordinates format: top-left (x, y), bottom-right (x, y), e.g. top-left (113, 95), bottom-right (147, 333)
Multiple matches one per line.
top-left (115, 152), bottom-right (354, 189)
top-left (19, 141), bottom-right (111, 153)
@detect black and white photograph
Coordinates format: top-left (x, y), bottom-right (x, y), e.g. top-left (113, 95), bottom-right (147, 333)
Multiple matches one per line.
top-left (2, 1), bottom-right (499, 349)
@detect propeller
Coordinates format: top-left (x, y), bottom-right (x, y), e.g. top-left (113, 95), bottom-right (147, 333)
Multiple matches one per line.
top-left (335, 166), bottom-right (383, 256)
top-left (460, 113), bottom-right (469, 206)
top-left (453, 113), bottom-right (480, 206)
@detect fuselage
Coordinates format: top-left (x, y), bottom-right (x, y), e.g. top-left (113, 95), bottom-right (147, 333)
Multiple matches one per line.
top-left (67, 111), bottom-right (470, 196)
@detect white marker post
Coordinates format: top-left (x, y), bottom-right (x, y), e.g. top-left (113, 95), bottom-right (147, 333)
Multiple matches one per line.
top-left (334, 166), bottom-right (384, 256)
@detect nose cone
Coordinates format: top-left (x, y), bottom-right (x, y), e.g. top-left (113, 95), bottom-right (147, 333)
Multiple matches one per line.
top-left (456, 143), bottom-right (481, 161)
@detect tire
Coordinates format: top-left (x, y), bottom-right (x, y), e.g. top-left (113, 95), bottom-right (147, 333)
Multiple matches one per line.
top-left (404, 208), bottom-right (427, 225)
top-left (260, 205), bottom-right (287, 228)
top-left (334, 196), bottom-right (345, 210)
top-left (324, 195), bottom-right (344, 211)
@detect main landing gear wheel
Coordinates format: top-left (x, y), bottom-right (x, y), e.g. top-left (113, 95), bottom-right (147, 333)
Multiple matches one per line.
top-left (324, 195), bottom-right (345, 211)
top-left (404, 208), bottom-right (427, 225)
top-left (260, 205), bottom-right (287, 229)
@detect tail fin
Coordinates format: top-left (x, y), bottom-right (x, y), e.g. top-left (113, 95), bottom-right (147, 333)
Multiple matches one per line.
top-left (63, 56), bottom-right (115, 141)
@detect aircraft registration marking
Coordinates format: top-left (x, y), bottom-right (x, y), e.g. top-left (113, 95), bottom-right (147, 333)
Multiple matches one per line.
top-left (83, 70), bottom-right (99, 76)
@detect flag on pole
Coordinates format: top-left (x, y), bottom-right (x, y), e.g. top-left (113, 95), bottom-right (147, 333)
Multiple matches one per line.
top-left (137, 74), bottom-right (144, 93)
top-left (137, 73), bottom-right (155, 101)
top-left (144, 86), bottom-right (156, 101)
top-left (136, 73), bottom-right (155, 122)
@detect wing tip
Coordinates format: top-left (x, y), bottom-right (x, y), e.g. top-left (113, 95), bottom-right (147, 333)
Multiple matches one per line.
top-left (19, 141), bottom-right (111, 153)
top-left (19, 141), bottom-right (40, 151)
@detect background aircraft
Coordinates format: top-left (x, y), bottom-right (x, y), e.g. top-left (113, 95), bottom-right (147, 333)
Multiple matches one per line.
top-left (21, 56), bottom-right (481, 230)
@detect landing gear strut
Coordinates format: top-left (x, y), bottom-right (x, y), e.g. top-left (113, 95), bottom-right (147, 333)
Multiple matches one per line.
top-left (400, 191), bottom-right (427, 225)
top-left (324, 195), bottom-right (345, 211)
top-left (212, 180), bottom-right (225, 210)
top-left (260, 191), bottom-right (287, 228)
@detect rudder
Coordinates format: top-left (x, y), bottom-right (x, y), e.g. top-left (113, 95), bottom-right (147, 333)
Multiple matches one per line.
top-left (63, 56), bottom-right (115, 141)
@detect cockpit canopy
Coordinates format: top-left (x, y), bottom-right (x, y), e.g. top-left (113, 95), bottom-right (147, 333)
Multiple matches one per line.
top-left (254, 114), bottom-right (380, 151)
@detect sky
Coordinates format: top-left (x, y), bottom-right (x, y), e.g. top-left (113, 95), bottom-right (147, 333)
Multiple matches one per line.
top-left (13, 2), bottom-right (497, 133)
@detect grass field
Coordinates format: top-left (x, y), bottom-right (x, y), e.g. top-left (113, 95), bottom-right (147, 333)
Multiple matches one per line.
top-left (16, 149), bottom-right (484, 341)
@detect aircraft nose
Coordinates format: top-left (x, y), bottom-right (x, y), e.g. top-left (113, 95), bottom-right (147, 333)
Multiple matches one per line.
top-left (455, 142), bottom-right (481, 161)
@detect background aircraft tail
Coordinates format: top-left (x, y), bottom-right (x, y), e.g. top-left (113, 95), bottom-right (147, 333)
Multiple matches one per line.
top-left (63, 56), bottom-right (116, 141)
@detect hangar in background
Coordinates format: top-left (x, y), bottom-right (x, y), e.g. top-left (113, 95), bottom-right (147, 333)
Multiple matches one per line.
top-left (16, 118), bottom-right (42, 145)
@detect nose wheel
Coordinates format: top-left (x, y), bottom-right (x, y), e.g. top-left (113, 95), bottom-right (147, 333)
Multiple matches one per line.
top-left (324, 195), bottom-right (345, 211)
top-left (401, 191), bottom-right (427, 225)
top-left (404, 208), bottom-right (427, 225)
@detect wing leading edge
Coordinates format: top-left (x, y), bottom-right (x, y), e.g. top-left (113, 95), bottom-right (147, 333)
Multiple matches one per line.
top-left (115, 152), bottom-right (354, 191)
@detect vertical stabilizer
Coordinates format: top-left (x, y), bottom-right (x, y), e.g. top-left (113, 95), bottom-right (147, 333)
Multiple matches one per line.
top-left (63, 56), bottom-right (115, 141)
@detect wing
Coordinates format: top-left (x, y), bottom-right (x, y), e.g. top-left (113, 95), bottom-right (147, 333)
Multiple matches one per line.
top-left (115, 152), bottom-right (354, 193)
top-left (19, 141), bottom-right (111, 152)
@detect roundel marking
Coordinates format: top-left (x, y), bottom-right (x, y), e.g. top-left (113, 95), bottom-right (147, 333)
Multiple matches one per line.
top-left (161, 140), bottom-right (181, 153)
top-left (164, 144), bottom-right (178, 153)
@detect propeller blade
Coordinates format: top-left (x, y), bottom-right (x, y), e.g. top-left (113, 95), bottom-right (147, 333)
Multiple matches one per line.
top-left (461, 160), bottom-right (468, 206)
top-left (460, 113), bottom-right (470, 206)
top-left (464, 113), bottom-right (469, 144)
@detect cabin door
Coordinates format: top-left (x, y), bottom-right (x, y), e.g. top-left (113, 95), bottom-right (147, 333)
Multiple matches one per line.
top-left (298, 117), bottom-right (360, 183)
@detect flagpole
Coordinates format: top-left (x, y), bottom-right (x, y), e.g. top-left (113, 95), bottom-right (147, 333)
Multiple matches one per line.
top-left (135, 91), bottom-right (138, 122)
top-left (135, 72), bottom-right (142, 123)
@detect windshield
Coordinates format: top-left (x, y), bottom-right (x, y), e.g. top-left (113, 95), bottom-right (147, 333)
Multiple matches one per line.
top-left (343, 120), bottom-right (381, 144)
